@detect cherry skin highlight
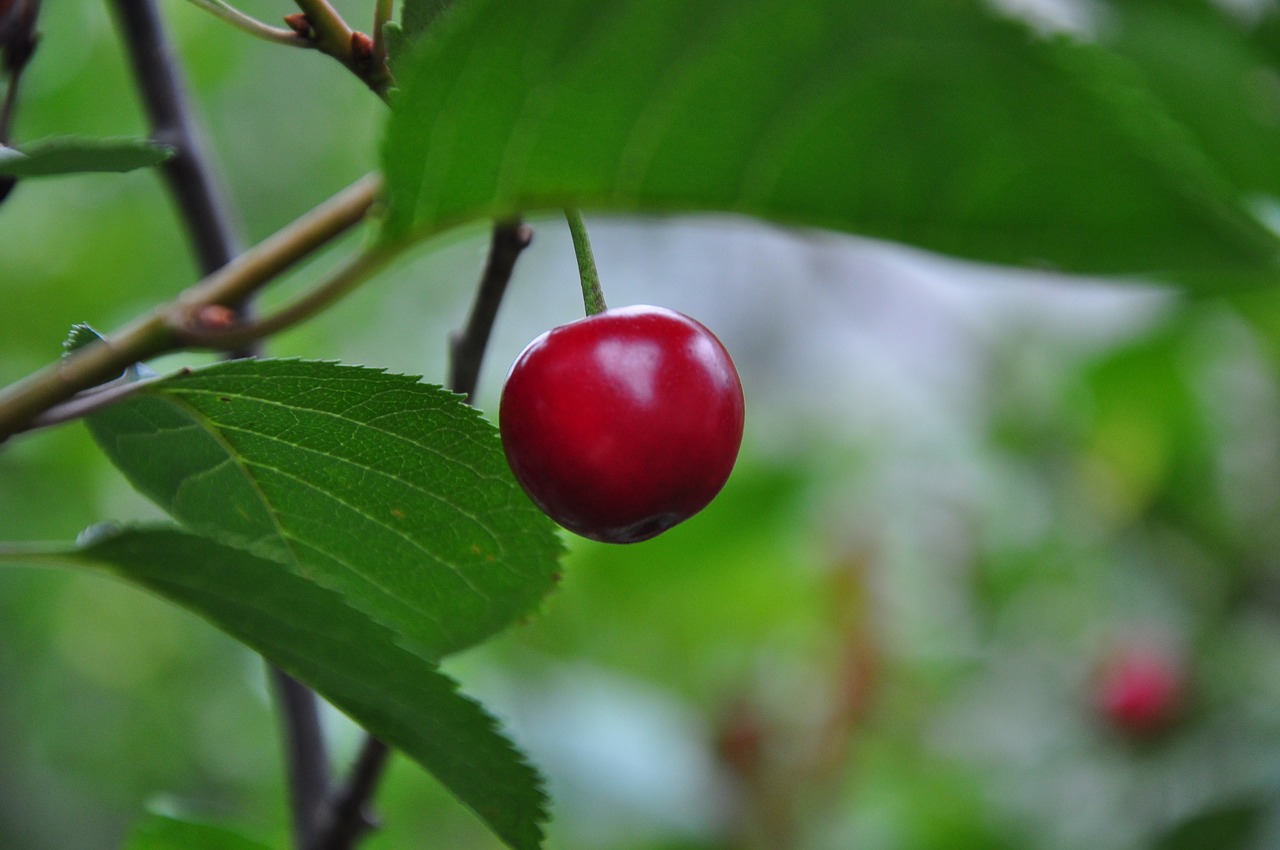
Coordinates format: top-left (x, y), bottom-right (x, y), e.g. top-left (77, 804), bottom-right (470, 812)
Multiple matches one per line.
top-left (499, 305), bottom-right (745, 544)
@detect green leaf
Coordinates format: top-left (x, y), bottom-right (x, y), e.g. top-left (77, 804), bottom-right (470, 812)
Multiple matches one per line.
top-left (1105, 2), bottom-right (1280, 194)
top-left (63, 322), bottom-right (157, 379)
top-left (1101, 0), bottom-right (1280, 260)
top-left (86, 358), bottom-right (563, 660)
top-left (63, 322), bottom-right (105, 355)
top-left (383, 20), bottom-right (408, 68)
top-left (46, 526), bottom-right (547, 850)
top-left (1152, 799), bottom-right (1263, 850)
top-left (402, 0), bottom-right (453, 34)
top-left (124, 812), bottom-right (277, 850)
top-left (381, 0), bottom-right (1280, 283)
top-left (386, 0), bottom-right (455, 70)
top-left (0, 136), bottom-right (174, 177)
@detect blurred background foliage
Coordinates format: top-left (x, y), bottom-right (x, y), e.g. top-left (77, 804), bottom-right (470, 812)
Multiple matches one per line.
top-left (6, 0), bottom-right (1280, 849)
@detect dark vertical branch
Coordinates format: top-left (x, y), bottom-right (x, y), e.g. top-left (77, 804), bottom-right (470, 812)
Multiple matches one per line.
top-left (0, 0), bottom-right (42, 204)
top-left (308, 219), bottom-right (533, 850)
top-left (107, 2), bottom-right (332, 848)
top-left (109, 0), bottom-right (240, 273)
top-left (274, 671), bottom-right (334, 847)
top-left (311, 737), bottom-right (391, 850)
top-left (449, 219), bottom-right (533, 403)
top-left (0, 0), bottom-right (40, 139)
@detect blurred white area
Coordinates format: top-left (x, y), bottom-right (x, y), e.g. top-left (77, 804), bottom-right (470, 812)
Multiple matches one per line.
top-left (454, 658), bottom-right (731, 848)
top-left (985, 0), bottom-right (1108, 36)
top-left (1215, 0), bottom-right (1279, 25)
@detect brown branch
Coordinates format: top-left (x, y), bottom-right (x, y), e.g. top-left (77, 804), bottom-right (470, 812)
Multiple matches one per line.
top-left (310, 737), bottom-right (392, 850)
top-left (0, 173), bottom-right (381, 443)
top-left (450, 219), bottom-right (533, 402)
top-left (25, 373), bottom-right (168, 431)
top-left (273, 669), bottom-right (333, 847)
top-left (289, 0), bottom-right (393, 98)
top-left (0, 0), bottom-right (42, 204)
top-left (171, 241), bottom-right (397, 351)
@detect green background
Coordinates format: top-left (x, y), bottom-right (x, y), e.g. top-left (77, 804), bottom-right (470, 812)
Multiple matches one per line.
top-left (6, 1), bottom-right (1280, 848)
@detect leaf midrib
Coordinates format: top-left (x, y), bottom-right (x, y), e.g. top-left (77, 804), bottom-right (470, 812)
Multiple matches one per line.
top-left (158, 392), bottom-right (471, 649)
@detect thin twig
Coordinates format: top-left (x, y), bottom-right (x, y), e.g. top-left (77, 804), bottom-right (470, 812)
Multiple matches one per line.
top-left (288, 0), bottom-right (392, 97)
top-left (311, 737), bottom-right (392, 850)
top-left (450, 219), bottom-right (533, 403)
top-left (291, 0), bottom-right (369, 91)
top-left (292, 0), bottom-right (353, 56)
top-left (0, 313), bottom-right (173, 443)
top-left (168, 173), bottom-right (381, 317)
top-left (172, 241), bottom-right (398, 350)
top-left (182, 0), bottom-right (312, 47)
top-left (0, 173), bottom-right (381, 443)
top-left (25, 373), bottom-right (167, 431)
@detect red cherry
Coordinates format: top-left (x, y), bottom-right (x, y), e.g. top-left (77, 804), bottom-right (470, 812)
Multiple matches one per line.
top-left (499, 305), bottom-right (745, 544)
top-left (1095, 645), bottom-right (1185, 737)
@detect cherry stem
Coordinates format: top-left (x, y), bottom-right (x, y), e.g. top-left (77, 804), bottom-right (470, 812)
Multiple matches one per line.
top-left (565, 208), bottom-right (607, 316)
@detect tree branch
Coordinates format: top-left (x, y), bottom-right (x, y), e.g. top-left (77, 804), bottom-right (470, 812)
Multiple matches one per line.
top-left (287, 0), bottom-right (393, 98)
top-left (170, 241), bottom-right (397, 350)
top-left (292, 0), bottom-right (353, 59)
top-left (110, 0), bottom-right (240, 274)
top-left (0, 0), bottom-right (42, 204)
top-left (273, 669), bottom-right (333, 846)
top-left (0, 172), bottom-right (381, 443)
top-left (450, 219), bottom-right (533, 403)
top-left (182, 0), bottom-right (313, 48)
top-left (311, 737), bottom-right (391, 850)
